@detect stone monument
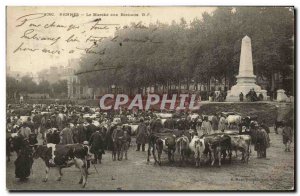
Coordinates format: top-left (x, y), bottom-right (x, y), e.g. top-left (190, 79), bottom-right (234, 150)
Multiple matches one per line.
top-left (226, 36), bottom-right (267, 101)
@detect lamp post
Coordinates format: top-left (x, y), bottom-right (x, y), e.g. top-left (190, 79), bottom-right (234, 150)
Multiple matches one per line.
top-left (111, 84), bottom-right (116, 95)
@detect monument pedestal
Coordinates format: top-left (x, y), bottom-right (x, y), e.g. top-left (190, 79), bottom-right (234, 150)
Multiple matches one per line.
top-left (226, 84), bottom-right (262, 101)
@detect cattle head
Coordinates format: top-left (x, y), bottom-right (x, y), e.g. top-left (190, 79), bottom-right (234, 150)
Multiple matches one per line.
top-left (164, 135), bottom-right (176, 149)
top-left (188, 129), bottom-right (196, 138)
top-left (176, 136), bottom-right (189, 153)
top-left (194, 138), bottom-right (205, 153)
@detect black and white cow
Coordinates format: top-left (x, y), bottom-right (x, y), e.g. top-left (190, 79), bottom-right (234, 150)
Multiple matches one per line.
top-left (33, 143), bottom-right (90, 188)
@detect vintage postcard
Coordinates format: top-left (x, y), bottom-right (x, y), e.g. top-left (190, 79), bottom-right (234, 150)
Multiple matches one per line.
top-left (6, 6), bottom-right (295, 191)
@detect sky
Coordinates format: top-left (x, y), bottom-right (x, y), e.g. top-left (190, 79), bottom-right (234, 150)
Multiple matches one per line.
top-left (7, 6), bottom-right (216, 74)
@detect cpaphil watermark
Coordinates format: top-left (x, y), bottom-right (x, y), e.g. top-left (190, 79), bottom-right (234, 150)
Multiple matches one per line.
top-left (99, 94), bottom-right (201, 111)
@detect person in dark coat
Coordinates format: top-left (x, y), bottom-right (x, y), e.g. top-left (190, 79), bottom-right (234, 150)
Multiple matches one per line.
top-left (45, 118), bottom-right (52, 129)
top-left (211, 115), bottom-right (219, 131)
top-left (71, 123), bottom-right (79, 143)
top-left (14, 139), bottom-right (33, 181)
top-left (105, 122), bottom-right (115, 151)
top-left (89, 129), bottom-right (105, 164)
top-left (136, 118), bottom-right (148, 151)
top-left (254, 124), bottom-right (270, 158)
top-left (260, 120), bottom-right (270, 135)
top-left (239, 92), bottom-right (244, 102)
top-left (50, 114), bottom-right (57, 129)
top-left (282, 123), bottom-right (293, 152)
top-left (77, 120), bottom-right (86, 144)
top-left (85, 118), bottom-right (97, 142)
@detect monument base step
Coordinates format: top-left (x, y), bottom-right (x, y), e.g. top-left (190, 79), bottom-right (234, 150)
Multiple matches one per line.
top-left (225, 96), bottom-right (241, 102)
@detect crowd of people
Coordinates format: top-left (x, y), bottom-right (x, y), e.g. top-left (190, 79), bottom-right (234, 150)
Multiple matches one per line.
top-left (6, 102), bottom-right (293, 181)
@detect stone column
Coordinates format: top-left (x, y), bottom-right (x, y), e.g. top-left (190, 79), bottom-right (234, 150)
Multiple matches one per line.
top-left (238, 36), bottom-right (255, 78)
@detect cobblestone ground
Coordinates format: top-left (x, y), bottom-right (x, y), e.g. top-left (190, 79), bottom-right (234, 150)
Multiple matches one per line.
top-left (6, 127), bottom-right (294, 191)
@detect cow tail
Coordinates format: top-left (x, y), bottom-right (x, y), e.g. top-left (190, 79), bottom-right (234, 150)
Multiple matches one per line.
top-left (31, 164), bottom-right (33, 175)
top-left (249, 140), bottom-right (252, 154)
top-left (179, 141), bottom-right (182, 156)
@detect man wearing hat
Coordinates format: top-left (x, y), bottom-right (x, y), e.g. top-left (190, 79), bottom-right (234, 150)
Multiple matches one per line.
top-left (136, 118), bottom-right (148, 151)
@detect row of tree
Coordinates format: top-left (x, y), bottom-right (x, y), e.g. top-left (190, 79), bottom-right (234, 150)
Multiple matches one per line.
top-left (77, 7), bottom-right (294, 95)
top-left (7, 76), bottom-right (67, 99)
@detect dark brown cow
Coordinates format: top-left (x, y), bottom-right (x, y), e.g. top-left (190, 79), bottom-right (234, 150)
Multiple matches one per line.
top-left (147, 132), bottom-right (176, 165)
top-left (203, 133), bottom-right (232, 167)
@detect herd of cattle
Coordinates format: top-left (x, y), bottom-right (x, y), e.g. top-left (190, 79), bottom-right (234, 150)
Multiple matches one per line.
top-left (7, 103), bottom-right (271, 188)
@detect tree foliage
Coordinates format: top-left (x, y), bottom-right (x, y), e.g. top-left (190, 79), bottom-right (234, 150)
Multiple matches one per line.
top-left (7, 76), bottom-right (68, 98)
top-left (77, 7), bottom-right (294, 93)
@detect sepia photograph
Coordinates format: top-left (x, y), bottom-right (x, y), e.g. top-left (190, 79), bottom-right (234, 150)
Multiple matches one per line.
top-left (5, 6), bottom-right (295, 191)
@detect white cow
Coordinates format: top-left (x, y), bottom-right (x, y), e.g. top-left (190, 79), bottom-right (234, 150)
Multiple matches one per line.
top-left (189, 135), bottom-right (205, 167)
top-left (20, 116), bottom-right (30, 123)
top-left (189, 113), bottom-right (200, 121)
top-left (127, 115), bottom-right (136, 122)
top-left (156, 113), bottom-right (173, 119)
top-left (226, 115), bottom-right (242, 129)
top-left (92, 120), bottom-right (100, 127)
top-left (83, 113), bottom-right (98, 119)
